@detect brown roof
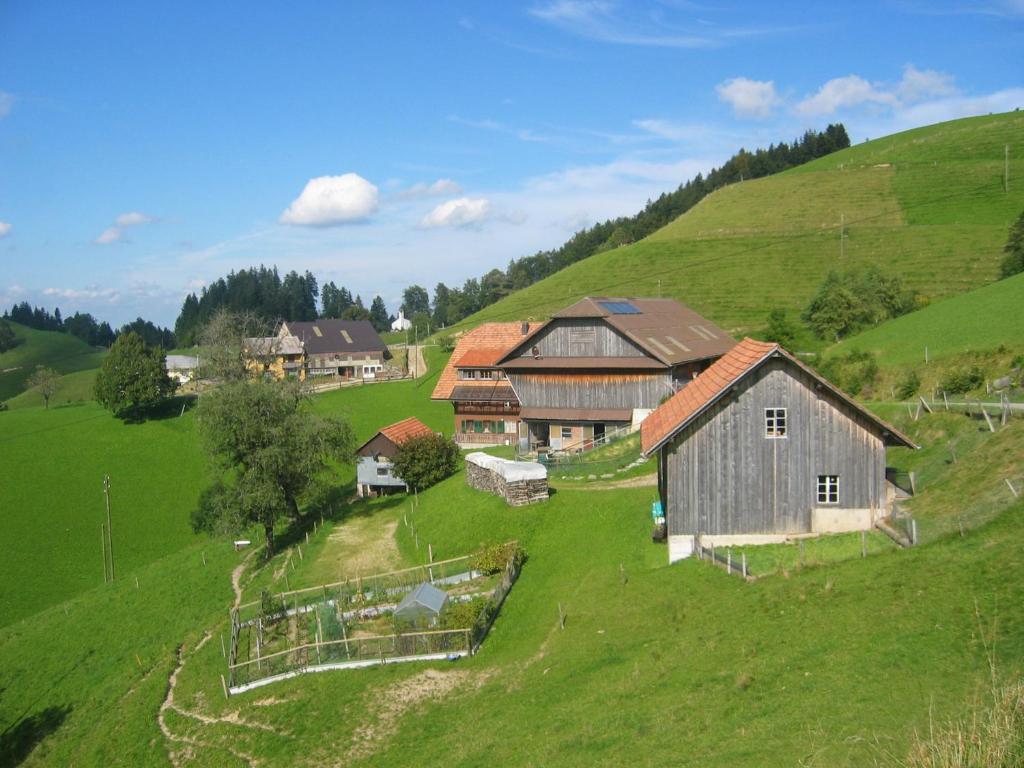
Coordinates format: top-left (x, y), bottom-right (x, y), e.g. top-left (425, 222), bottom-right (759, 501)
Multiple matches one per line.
top-left (356, 417), bottom-right (434, 454)
top-left (282, 320), bottom-right (387, 356)
top-left (432, 322), bottom-right (542, 400)
top-left (520, 407), bottom-right (633, 423)
top-left (500, 297), bottom-right (735, 367)
top-left (501, 356), bottom-right (665, 371)
top-left (450, 385), bottom-right (518, 403)
top-left (641, 338), bottom-right (917, 456)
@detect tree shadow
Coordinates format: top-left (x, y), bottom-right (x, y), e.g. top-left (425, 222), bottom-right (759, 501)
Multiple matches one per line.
top-left (119, 394), bottom-right (198, 424)
top-left (0, 704), bottom-right (72, 767)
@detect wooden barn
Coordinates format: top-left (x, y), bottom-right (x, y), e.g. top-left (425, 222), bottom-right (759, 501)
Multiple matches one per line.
top-left (281, 319), bottom-right (389, 381)
top-left (641, 338), bottom-right (917, 562)
top-left (432, 322), bottom-right (541, 447)
top-left (355, 417), bottom-right (434, 497)
top-left (496, 297), bottom-right (735, 453)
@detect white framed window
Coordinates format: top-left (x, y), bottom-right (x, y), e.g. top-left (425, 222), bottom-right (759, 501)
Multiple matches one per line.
top-left (560, 426), bottom-right (573, 440)
top-left (765, 407), bottom-right (787, 438)
top-left (817, 475), bottom-right (839, 504)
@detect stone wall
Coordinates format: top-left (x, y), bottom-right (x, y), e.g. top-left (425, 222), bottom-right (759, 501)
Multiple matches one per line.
top-left (466, 459), bottom-right (548, 507)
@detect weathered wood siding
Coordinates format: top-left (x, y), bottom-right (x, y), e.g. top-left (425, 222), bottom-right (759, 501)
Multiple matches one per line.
top-left (508, 372), bottom-right (673, 410)
top-left (512, 319), bottom-right (646, 358)
top-left (663, 358), bottom-right (887, 536)
top-left (356, 433), bottom-right (399, 459)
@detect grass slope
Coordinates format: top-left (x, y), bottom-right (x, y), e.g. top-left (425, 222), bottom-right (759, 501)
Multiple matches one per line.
top-left (0, 322), bottom-right (106, 403)
top-left (0, 403), bottom-right (210, 626)
top-left (447, 112), bottom-right (1024, 336)
top-left (829, 271), bottom-right (1024, 365)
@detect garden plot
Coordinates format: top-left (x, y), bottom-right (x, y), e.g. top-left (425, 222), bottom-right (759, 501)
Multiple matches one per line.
top-left (227, 542), bottom-right (524, 693)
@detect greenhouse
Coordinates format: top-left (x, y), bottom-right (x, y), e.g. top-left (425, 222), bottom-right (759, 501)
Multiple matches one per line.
top-left (394, 582), bottom-right (449, 628)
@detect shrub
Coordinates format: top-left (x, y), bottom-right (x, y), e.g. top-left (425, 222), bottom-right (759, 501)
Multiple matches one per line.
top-left (762, 308), bottom-right (798, 347)
top-left (470, 542), bottom-right (526, 575)
top-left (441, 597), bottom-right (488, 630)
top-left (392, 433), bottom-right (460, 491)
top-left (895, 370), bottom-right (921, 400)
top-left (259, 590), bottom-right (286, 624)
top-left (818, 350), bottom-right (879, 396)
top-left (940, 365), bottom-right (984, 394)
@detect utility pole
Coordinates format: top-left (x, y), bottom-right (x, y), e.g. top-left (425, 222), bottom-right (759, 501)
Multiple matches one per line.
top-left (840, 213), bottom-right (845, 259)
top-left (103, 475), bottom-right (114, 580)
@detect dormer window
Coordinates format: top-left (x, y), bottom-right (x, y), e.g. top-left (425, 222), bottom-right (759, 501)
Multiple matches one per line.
top-left (765, 408), bottom-right (787, 438)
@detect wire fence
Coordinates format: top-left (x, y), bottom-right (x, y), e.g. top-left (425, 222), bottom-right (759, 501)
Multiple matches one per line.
top-left (227, 544), bottom-right (523, 693)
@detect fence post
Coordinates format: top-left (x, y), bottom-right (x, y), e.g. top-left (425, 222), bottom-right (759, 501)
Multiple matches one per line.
top-left (727, 549), bottom-right (732, 575)
top-left (741, 553), bottom-right (747, 579)
top-left (910, 519), bottom-right (918, 546)
top-left (1007, 479), bottom-right (1020, 499)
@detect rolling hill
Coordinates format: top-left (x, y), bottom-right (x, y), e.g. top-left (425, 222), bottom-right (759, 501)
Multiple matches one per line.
top-left (448, 111), bottom-right (1024, 336)
top-left (828, 270), bottom-right (1024, 365)
top-left (0, 322), bottom-right (106, 403)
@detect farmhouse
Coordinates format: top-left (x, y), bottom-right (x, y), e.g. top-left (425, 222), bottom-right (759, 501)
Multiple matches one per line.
top-left (432, 322), bottom-right (542, 447)
top-left (243, 334), bottom-right (305, 380)
top-left (164, 354), bottom-right (199, 384)
top-left (355, 416), bottom-right (435, 497)
top-left (280, 319), bottom-right (389, 381)
top-left (641, 338), bottom-right (917, 562)
top-left (496, 297), bottom-right (735, 452)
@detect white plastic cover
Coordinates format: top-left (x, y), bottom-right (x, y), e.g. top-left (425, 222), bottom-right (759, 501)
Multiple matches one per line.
top-left (465, 452), bottom-right (547, 482)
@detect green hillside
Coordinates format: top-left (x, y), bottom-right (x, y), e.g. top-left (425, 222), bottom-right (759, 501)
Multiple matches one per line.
top-left (0, 322), bottom-right (106, 403)
top-left (829, 270), bottom-right (1024, 365)
top-left (449, 112), bottom-right (1024, 335)
top-left (0, 404), bottom-right (211, 626)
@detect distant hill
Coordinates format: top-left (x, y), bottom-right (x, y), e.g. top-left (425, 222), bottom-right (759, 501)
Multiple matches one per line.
top-left (0, 322), bottom-right (106, 403)
top-left (447, 112), bottom-right (1024, 336)
top-left (829, 270), bottom-right (1024, 366)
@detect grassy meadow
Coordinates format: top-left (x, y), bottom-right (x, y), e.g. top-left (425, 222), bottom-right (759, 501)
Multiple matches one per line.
top-left (830, 270), bottom-right (1024, 366)
top-left (444, 112), bottom-right (1023, 337)
top-left (0, 322), bottom-right (106, 403)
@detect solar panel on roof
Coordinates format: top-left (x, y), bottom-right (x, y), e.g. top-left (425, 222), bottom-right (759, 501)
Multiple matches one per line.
top-left (598, 301), bottom-right (640, 314)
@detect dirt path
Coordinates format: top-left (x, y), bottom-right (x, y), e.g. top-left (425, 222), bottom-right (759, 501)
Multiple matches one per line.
top-left (158, 550), bottom-right (265, 767)
top-left (553, 473), bottom-right (657, 491)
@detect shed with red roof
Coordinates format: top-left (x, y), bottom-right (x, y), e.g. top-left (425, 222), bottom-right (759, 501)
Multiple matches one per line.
top-left (355, 417), bottom-right (436, 497)
top-left (641, 338), bottom-right (916, 562)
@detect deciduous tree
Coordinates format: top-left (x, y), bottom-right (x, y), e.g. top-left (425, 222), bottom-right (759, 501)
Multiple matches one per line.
top-left (94, 332), bottom-right (176, 417)
top-left (392, 433), bottom-right (459, 492)
top-left (25, 365), bottom-right (61, 408)
top-left (193, 380), bottom-right (353, 555)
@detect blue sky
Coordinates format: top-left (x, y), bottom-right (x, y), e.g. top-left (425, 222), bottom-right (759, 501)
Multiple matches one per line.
top-left (1, 1), bottom-right (1022, 327)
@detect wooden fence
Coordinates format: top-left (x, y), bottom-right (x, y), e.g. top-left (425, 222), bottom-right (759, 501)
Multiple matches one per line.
top-left (694, 540), bottom-right (751, 579)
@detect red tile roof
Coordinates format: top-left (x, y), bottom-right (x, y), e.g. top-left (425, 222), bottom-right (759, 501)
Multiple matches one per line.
top-left (641, 337), bottom-right (916, 455)
top-left (378, 417), bottom-right (434, 446)
top-left (432, 322), bottom-right (542, 400)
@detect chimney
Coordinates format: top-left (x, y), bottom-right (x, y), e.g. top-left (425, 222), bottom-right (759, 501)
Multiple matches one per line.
top-left (520, 321), bottom-right (529, 335)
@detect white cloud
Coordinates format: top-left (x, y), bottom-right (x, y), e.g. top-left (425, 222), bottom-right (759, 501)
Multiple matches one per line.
top-left (395, 178), bottom-right (463, 200)
top-left (0, 221), bottom-right (11, 238)
top-left (95, 227), bottom-right (122, 244)
top-left (796, 75), bottom-right (896, 116)
top-left (420, 197), bottom-right (492, 228)
top-left (896, 64), bottom-right (959, 103)
top-left (115, 211), bottom-right (154, 227)
top-left (0, 92), bottom-right (13, 119)
top-left (94, 211), bottom-right (156, 244)
top-left (795, 66), bottom-right (960, 117)
top-left (44, 286), bottom-right (121, 303)
top-left (279, 173), bottom-right (379, 227)
top-left (529, 0), bottom-right (719, 48)
top-left (716, 78), bottom-right (781, 119)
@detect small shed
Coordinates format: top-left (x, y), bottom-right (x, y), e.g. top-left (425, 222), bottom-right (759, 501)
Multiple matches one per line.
top-left (394, 582), bottom-right (449, 628)
top-left (355, 417), bottom-right (435, 497)
top-left (465, 452), bottom-right (548, 506)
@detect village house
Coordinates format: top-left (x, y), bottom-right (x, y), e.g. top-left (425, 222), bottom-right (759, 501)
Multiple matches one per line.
top-left (355, 417), bottom-right (435, 497)
top-left (243, 334), bottom-right (306, 380)
top-left (495, 297), bottom-right (736, 453)
top-left (432, 322), bottom-right (541, 447)
top-left (641, 338), bottom-right (917, 562)
top-left (280, 319), bottom-right (389, 381)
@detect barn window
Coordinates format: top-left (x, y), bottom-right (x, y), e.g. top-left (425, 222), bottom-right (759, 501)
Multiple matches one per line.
top-left (817, 475), bottom-right (839, 504)
top-left (560, 426), bottom-right (573, 440)
top-left (765, 408), bottom-right (787, 438)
